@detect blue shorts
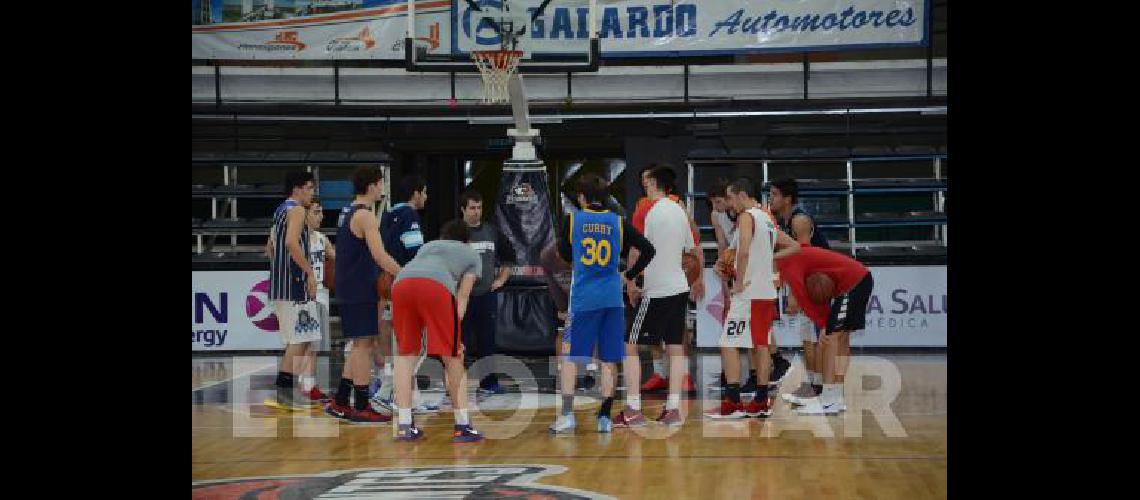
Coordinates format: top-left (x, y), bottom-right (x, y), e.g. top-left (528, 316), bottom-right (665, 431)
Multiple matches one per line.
top-left (340, 302), bottom-right (379, 338)
top-left (566, 307), bottom-right (624, 363)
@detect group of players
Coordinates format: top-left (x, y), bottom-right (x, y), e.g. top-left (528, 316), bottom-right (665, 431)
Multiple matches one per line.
top-left (266, 167), bottom-right (501, 442)
top-left (263, 163), bottom-right (874, 443)
top-left (702, 176), bottom-right (875, 418)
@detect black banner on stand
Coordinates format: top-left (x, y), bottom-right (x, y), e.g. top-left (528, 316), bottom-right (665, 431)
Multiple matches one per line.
top-left (493, 160), bottom-right (557, 352)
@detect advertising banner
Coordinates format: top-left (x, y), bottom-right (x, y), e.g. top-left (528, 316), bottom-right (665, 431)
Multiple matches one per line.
top-left (193, 1), bottom-right (927, 60)
top-left (192, 0), bottom-right (451, 60)
top-left (193, 270), bottom-right (293, 351)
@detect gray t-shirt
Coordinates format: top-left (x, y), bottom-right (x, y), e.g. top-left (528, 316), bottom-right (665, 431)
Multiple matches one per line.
top-left (394, 240), bottom-right (481, 295)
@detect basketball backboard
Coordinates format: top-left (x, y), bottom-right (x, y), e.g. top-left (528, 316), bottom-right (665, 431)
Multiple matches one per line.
top-left (406, 0), bottom-right (599, 73)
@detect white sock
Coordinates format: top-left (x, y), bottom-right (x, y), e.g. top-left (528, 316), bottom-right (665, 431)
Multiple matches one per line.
top-left (666, 393), bottom-right (681, 411)
top-left (627, 394), bottom-right (641, 411)
top-left (809, 371), bottom-right (821, 385)
top-left (300, 375), bottom-right (315, 392)
top-left (383, 362), bottom-right (393, 377)
top-left (455, 409), bottom-right (469, 426)
top-left (398, 408), bottom-right (412, 425)
top-left (652, 359), bottom-right (666, 376)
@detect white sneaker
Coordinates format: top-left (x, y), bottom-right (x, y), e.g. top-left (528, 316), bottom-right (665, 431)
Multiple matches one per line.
top-left (370, 395), bottom-right (395, 413)
top-left (549, 414), bottom-right (576, 434)
top-left (370, 385), bottom-right (395, 412)
top-left (795, 398), bottom-right (844, 415)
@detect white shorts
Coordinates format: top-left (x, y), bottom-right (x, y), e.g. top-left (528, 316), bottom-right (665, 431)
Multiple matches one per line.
top-left (797, 313), bottom-right (818, 343)
top-left (272, 300), bottom-right (324, 345)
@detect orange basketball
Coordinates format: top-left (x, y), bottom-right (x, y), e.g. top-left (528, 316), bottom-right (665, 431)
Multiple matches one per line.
top-left (377, 271), bottom-right (394, 300)
top-left (806, 272), bottom-right (835, 304)
top-left (323, 254), bottom-right (335, 293)
top-left (682, 252), bottom-right (701, 286)
top-left (716, 248), bottom-right (737, 278)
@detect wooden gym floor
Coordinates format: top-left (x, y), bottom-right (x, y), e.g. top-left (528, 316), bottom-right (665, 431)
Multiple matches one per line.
top-left (192, 352), bottom-right (946, 499)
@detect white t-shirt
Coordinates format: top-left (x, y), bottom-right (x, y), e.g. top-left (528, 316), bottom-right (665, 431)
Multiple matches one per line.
top-left (738, 207), bottom-right (778, 300)
top-left (309, 231), bottom-right (331, 305)
top-left (642, 197), bottom-right (695, 298)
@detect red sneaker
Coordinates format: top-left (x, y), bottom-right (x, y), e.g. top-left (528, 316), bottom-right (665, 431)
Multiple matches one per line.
top-left (613, 407), bottom-right (649, 427)
top-left (656, 408), bottom-right (683, 427)
top-left (324, 400), bottom-right (353, 421)
top-left (743, 398), bottom-right (772, 418)
top-left (641, 373), bottom-right (668, 392)
top-left (307, 387), bottom-right (331, 404)
top-left (704, 399), bottom-right (746, 420)
top-left (349, 407), bottom-right (392, 424)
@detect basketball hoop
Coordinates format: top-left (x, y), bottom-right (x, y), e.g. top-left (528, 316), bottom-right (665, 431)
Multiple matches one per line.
top-left (472, 50), bottom-right (523, 104)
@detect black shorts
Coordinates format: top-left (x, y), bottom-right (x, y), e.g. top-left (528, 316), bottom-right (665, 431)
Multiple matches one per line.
top-left (340, 302), bottom-right (379, 339)
top-left (626, 292), bottom-right (688, 346)
top-left (622, 275), bottom-right (643, 332)
top-left (826, 272), bottom-right (874, 334)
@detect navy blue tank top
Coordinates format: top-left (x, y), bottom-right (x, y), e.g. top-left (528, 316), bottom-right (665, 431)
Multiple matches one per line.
top-left (335, 204), bottom-right (379, 304)
top-left (781, 206), bottom-right (831, 249)
top-left (269, 199), bottom-right (309, 301)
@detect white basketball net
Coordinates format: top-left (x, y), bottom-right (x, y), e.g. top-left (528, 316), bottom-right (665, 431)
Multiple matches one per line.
top-left (472, 50), bottom-right (523, 104)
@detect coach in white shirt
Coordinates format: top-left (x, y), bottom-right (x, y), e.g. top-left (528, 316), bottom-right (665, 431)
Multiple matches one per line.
top-left (621, 166), bottom-right (694, 428)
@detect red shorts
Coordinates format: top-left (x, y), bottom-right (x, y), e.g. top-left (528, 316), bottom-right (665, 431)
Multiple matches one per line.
top-left (391, 278), bottom-right (461, 357)
top-left (750, 299), bottom-right (777, 347)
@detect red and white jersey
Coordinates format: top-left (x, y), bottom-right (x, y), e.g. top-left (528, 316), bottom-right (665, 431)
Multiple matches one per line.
top-left (737, 207), bottom-right (778, 301)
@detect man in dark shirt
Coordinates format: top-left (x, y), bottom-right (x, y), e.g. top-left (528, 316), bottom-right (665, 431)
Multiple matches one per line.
top-left (458, 189), bottom-right (517, 395)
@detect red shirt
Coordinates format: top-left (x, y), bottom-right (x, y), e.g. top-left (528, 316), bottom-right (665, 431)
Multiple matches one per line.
top-left (632, 195), bottom-right (699, 244)
top-left (776, 245), bottom-right (869, 329)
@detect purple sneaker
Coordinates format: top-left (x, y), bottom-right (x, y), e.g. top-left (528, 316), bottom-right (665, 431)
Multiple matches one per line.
top-left (395, 423), bottom-right (424, 441)
top-left (452, 424), bottom-right (484, 443)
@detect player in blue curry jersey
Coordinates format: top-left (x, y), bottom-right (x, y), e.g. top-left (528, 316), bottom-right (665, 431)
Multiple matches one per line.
top-left (550, 173), bottom-right (656, 434)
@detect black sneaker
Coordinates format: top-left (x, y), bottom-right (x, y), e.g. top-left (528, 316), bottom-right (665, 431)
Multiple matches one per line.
top-left (770, 354), bottom-right (792, 384)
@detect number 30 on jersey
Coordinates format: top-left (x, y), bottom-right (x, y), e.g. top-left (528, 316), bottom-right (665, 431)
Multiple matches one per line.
top-left (579, 237), bottom-right (612, 266)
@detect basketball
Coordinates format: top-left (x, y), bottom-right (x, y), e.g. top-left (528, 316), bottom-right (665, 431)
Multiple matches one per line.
top-left (323, 254), bottom-right (335, 293)
top-left (716, 248), bottom-right (737, 278)
top-left (806, 272), bottom-right (835, 304)
top-left (377, 271), bottom-right (394, 300)
top-left (682, 252), bottom-right (701, 285)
